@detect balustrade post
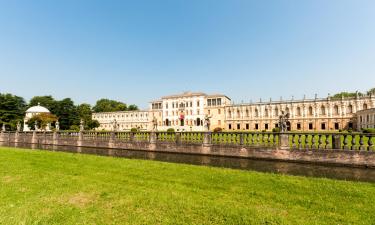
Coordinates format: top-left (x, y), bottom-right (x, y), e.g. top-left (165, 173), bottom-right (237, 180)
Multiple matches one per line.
top-left (31, 131), bottom-right (38, 144)
top-left (108, 132), bottom-right (116, 148)
top-left (150, 131), bottom-right (157, 144)
top-left (203, 132), bottom-right (212, 146)
top-left (77, 131), bottom-right (83, 147)
top-left (240, 133), bottom-right (244, 146)
top-left (0, 130), bottom-right (4, 143)
top-left (332, 134), bottom-right (341, 150)
top-left (53, 131), bottom-right (59, 145)
top-left (129, 132), bottom-right (135, 142)
top-left (279, 133), bottom-right (289, 150)
top-left (359, 135), bottom-right (366, 151)
top-left (175, 132), bottom-right (181, 145)
top-left (351, 135), bottom-right (357, 150)
top-left (369, 137), bottom-right (374, 151)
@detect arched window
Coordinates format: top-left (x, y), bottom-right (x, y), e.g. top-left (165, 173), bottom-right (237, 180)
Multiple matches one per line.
top-left (320, 106), bottom-right (326, 115)
top-left (265, 109), bottom-right (269, 117)
top-left (308, 106), bottom-right (313, 116)
top-left (245, 109), bottom-right (249, 118)
top-left (347, 105), bottom-right (353, 114)
top-left (296, 107), bottom-right (301, 116)
top-left (228, 110), bottom-right (232, 118)
top-left (363, 103), bottom-right (368, 110)
top-left (255, 109), bottom-right (259, 118)
top-left (196, 118), bottom-right (201, 126)
top-left (334, 105), bottom-right (339, 115)
top-left (237, 110), bottom-right (241, 118)
top-left (286, 107), bottom-right (290, 115)
top-left (274, 108), bottom-right (279, 116)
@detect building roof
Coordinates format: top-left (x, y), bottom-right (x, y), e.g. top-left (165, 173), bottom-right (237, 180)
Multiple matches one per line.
top-left (26, 103), bottom-right (50, 113)
top-left (161, 91), bottom-right (207, 100)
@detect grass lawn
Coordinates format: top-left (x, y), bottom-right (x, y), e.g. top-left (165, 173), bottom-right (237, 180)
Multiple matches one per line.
top-left (0, 147), bottom-right (374, 225)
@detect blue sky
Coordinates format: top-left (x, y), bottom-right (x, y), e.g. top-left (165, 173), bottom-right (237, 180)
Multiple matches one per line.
top-left (0, 0), bottom-right (374, 109)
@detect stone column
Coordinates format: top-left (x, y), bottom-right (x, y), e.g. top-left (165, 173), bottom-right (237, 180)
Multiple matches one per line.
top-left (149, 131), bottom-right (157, 151)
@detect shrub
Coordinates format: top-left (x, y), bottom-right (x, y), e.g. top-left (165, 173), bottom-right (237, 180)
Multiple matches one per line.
top-left (362, 128), bottom-right (375, 134)
top-left (272, 127), bottom-right (280, 133)
top-left (130, 128), bottom-right (138, 133)
top-left (167, 128), bottom-right (175, 133)
top-left (213, 127), bottom-right (222, 133)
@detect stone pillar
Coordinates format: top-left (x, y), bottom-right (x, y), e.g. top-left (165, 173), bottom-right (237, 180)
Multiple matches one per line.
top-left (149, 131), bottom-right (157, 151)
top-left (202, 132), bottom-right (212, 154)
top-left (77, 131), bottom-right (83, 147)
top-left (108, 132), bottom-right (115, 148)
top-left (175, 132), bottom-right (181, 145)
top-left (332, 134), bottom-right (341, 150)
top-left (31, 131), bottom-right (38, 144)
top-left (53, 132), bottom-right (59, 146)
top-left (279, 133), bottom-right (289, 150)
top-left (0, 130), bottom-right (4, 144)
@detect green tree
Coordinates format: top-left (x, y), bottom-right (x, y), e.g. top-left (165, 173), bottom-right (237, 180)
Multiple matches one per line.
top-left (29, 96), bottom-right (57, 112)
top-left (127, 104), bottom-right (139, 111)
top-left (93, 99), bottom-right (128, 112)
top-left (367, 88), bottom-right (375, 95)
top-left (78, 103), bottom-right (99, 130)
top-left (26, 113), bottom-right (58, 131)
top-left (332, 91), bottom-right (363, 99)
top-left (0, 93), bottom-right (27, 130)
top-left (54, 98), bottom-right (80, 130)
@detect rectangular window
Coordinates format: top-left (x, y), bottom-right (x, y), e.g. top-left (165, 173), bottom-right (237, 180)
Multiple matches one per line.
top-left (255, 124), bottom-right (259, 130)
top-left (265, 124), bottom-right (269, 130)
top-left (275, 124), bottom-right (279, 128)
top-left (237, 124), bottom-right (240, 130)
top-left (207, 99), bottom-right (212, 106)
top-left (246, 123), bottom-right (249, 130)
top-left (229, 124), bottom-right (232, 130)
top-left (334, 122), bottom-right (339, 130)
top-left (212, 99), bottom-right (217, 106)
top-left (217, 98), bottom-right (222, 105)
top-left (197, 101), bottom-right (200, 107)
top-left (297, 123), bottom-right (301, 130)
top-left (309, 123), bottom-right (313, 130)
top-left (321, 123), bottom-right (326, 130)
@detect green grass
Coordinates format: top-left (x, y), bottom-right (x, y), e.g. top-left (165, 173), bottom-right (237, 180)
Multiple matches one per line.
top-left (0, 147), bottom-right (374, 225)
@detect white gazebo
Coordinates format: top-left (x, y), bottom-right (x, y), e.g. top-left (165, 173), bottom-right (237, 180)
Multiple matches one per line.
top-left (23, 103), bottom-right (51, 131)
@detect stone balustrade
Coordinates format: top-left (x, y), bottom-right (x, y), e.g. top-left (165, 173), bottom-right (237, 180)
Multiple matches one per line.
top-left (0, 131), bottom-right (374, 167)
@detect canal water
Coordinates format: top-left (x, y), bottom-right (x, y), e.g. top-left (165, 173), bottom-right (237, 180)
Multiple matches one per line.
top-left (2, 142), bottom-right (375, 183)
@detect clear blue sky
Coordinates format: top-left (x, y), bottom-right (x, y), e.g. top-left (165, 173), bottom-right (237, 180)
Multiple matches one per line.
top-left (0, 0), bottom-right (374, 109)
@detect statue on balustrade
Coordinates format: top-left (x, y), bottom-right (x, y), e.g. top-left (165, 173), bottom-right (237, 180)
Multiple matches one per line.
top-left (279, 111), bottom-right (290, 132)
top-left (112, 119), bottom-right (118, 131)
top-left (34, 121), bottom-right (39, 131)
top-left (55, 121), bottom-right (60, 131)
top-left (152, 117), bottom-right (158, 131)
top-left (80, 119), bottom-right (84, 132)
top-left (16, 122), bottom-right (21, 132)
top-left (1, 124), bottom-right (5, 132)
top-left (204, 115), bottom-right (212, 131)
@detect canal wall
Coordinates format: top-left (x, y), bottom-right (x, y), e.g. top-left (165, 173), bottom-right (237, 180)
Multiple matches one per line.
top-left (0, 131), bottom-right (374, 168)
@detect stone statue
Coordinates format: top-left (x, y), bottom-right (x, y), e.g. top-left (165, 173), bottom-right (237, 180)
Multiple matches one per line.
top-left (279, 111), bottom-right (290, 132)
top-left (16, 122), bottom-right (21, 132)
top-left (80, 119), bottom-right (84, 132)
top-left (34, 121), bottom-right (39, 131)
top-left (1, 124), bottom-right (5, 132)
top-left (152, 117), bottom-right (158, 131)
top-left (204, 115), bottom-right (212, 131)
top-left (112, 119), bottom-right (118, 131)
top-left (47, 123), bottom-right (51, 131)
top-left (55, 121), bottom-right (60, 131)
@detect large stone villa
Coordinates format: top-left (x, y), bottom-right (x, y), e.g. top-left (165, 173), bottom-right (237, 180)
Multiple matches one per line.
top-left (92, 92), bottom-right (375, 132)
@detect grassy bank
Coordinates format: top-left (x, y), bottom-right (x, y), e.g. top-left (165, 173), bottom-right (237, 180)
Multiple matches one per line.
top-left (0, 147), bottom-right (374, 225)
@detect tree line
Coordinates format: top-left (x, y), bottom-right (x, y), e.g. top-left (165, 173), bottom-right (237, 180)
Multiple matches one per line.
top-left (0, 93), bottom-right (138, 131)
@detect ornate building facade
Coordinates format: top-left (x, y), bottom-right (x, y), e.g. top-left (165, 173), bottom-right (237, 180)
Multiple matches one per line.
top-left (93, 92), bottom-right (375, 132)
top-left (357, 108), bottom-right (375, 130)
